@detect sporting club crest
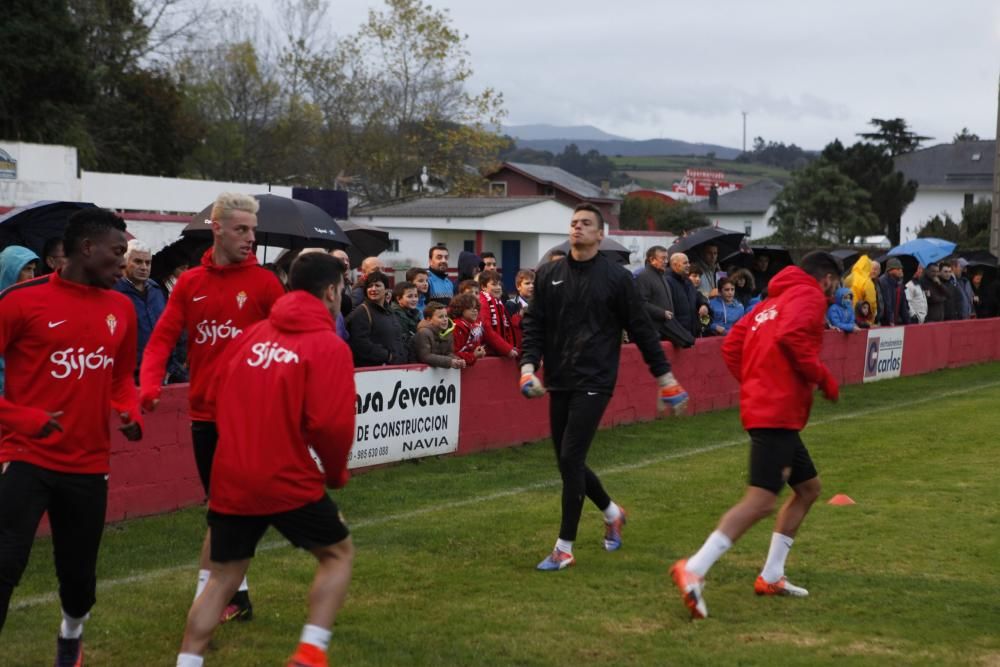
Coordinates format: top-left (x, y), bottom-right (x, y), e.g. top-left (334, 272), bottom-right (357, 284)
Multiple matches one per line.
top-left (236, 290), bottom-right (247, 310)
top-left (106, 314), bottom-right (118, 335)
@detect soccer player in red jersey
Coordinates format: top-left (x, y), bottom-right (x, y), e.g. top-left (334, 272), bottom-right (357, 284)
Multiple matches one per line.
top-left (670, 251), bottom-right (841, 619)
top-left (0, 208), bottom-right (142, 664)
top-left (140, 192), bottom-right (284, 621)
top-left (176, 252), bottom-right (355, 667)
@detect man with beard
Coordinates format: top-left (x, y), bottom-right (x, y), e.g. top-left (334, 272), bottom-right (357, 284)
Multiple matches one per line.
top-left (427, 245), bottom-right (455, 305)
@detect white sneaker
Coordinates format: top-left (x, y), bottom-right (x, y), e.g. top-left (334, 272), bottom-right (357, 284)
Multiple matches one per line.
top-left (754, 575), bottom-right (809, 597)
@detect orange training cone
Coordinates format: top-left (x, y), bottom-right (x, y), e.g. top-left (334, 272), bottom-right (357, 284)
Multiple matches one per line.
top-left (827, 494), bottom-right (856, 506)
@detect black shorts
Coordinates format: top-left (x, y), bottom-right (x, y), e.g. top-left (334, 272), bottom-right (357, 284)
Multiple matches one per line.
top-left (207, 495), bottom-right (350, 563)
top-left (191, 420), bottom-right (218, 494)
top-left (748, 429), bottom-right (818, 494)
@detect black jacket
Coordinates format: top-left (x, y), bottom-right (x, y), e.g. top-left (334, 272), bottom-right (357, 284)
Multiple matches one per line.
top-left (666, 270), bottom-right (700, 337)
top-left (345, 300), bottom-right (405, 367)
top-left (877, 274), bottom-right (911, 326)
top-left (521, 253), bottom-right (670, 394)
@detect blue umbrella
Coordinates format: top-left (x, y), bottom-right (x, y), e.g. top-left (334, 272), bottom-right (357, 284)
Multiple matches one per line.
top-left (888, 238), bottom-right (956, 267)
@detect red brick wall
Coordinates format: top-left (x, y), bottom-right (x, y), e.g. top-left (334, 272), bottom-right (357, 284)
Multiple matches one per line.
top-left (96, 319), bottom-right (1000, 524)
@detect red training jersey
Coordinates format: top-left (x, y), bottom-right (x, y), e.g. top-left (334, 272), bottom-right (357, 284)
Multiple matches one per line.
top-left (0, 272), bottom-right (141, 474)
top-left (209, 290), bottom-right (356, 515)
top-left (721, 266), bottom-right (835, 431)
top-left (139, 249), bottom-right (284, 421)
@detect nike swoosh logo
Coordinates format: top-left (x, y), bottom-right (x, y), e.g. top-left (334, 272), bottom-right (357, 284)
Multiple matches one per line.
top-left (587, 391), bottom-right (598, 396)
top-left (551, 280), bottom-right (564, 285)
top-left (48, 320), bottom-right (67, 328)
top-left (192, 296), bottom-right (207, 302)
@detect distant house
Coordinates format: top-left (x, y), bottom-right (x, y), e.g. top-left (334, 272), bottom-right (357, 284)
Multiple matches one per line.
top-left (894, 140), bottom-right (996, 242)
top-left (485, 162), bottom-right (622, 227)
top-left (690, 179), bottom-right (783, 241)
top-left (354, 196), bottom-right (575, 293)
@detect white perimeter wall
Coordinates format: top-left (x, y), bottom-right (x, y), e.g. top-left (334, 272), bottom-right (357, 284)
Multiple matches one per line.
top-left (81, 171), bottom-right (292, 213)
top-left (0, 142), bottom-right (81, 206)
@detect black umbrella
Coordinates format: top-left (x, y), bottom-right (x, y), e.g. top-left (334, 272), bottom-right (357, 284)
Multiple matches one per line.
top-left (0, 200), bottom-right (97, 256)
top-left (721, 245), bottom-right (793, 273)
top-left (668, 226), bottom-right (746, 259)
top-left (958, 250), bottom-right (998, 266)
top-left (830, 249), bottom-right (862, 275)
top-left (339, 219), bottom-right (391, 265)
top-left (151, 236), bottom-right (211, 284)
top-left (182, 194), bottom-right (352, 250)
top-left (540, 238), bottom-right (632, 266)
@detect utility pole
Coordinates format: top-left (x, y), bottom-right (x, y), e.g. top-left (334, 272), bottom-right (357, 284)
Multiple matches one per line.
top-left (742, 112), bottom-right (747, 153)
top-left (991, 73), bottom-right (1000, 258)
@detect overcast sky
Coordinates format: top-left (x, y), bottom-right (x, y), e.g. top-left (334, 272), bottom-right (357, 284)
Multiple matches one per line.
top-left (317, 0), bottom-right (999, 150)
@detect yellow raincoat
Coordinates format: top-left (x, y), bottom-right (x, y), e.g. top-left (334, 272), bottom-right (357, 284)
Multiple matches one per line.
top-left (843, 255), bottom-right (876, 324)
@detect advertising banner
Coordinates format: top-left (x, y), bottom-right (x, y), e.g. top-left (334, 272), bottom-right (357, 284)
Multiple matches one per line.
top-left (349, 366), bottom-right (461, 468)
top-left (863, 327), bottom-right (905, 383)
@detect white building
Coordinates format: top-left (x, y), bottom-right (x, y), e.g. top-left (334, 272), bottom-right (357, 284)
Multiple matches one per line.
top-left (355, 197), bottom-right (575, 289)
top-left (0, 141), bottom-right (293, 253)
top-left (690, 179), bottom-right (783, 240)
top-left (894, 140), bottom-right (995, 242)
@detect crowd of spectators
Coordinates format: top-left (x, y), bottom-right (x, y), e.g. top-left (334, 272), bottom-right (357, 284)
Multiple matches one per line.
top-left (11, 231), bottom-right (993, 387)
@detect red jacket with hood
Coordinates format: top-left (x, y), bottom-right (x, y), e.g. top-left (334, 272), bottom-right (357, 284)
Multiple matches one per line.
top-left (139, 248), bottom-right (284, 420)
top-left (721, 266), bottom-right (836, 431)
top-left (209, 290), bottom-right (356, 515)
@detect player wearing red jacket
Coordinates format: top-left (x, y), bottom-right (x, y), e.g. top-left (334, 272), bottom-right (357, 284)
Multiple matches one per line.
top-left (670, 252), bottom-right (841, 620)
top-left (0, 209), bottom-right (142, 665)
top-left (177, 252), bottom-right (355, 667)
top-left (140, 192), bottom-right (284, 622)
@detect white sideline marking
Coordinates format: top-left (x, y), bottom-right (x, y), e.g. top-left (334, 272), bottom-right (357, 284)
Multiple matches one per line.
top-left (12, 379), bottom-right (1000, 611)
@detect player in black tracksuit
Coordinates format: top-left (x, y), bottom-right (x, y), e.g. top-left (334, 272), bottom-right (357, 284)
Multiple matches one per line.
top-left (520, 203), bottom-right (689, 571)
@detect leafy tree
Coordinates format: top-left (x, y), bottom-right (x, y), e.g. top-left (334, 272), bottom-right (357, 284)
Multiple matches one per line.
top-left (917, 214), bottom-right (961, 243)
top-left (769, 159), bottom-right (880, 244)
top-left (735, 136), bottom-right (813, 170)
top-left (821, 139), bottom-right (917, 246)
top-left (0, 0), bottom-right (95, 153)
top-left (953, 127), bottom-right (981, 142)
top-left (858, 117), bottom-right (931, 156)
top-left (620, 197), bottom-right (708, 234)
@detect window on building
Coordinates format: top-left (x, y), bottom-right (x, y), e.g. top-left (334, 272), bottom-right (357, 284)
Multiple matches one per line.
top-left (744, 222), bottom-right (753, 238)
top-left (387, 238), bottom-right (400, 252)
top-left (543, 186), bottom-right (555, 197)
top-left (463, 240), bottom-right (475, 253)
top-left (964, 193), bottom-right (974, 210)
top-left (489, 182), bottom-right (507, 197)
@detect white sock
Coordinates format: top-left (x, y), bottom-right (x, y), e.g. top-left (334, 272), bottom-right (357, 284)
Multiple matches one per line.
top-left (300, 624), bottom-right (332, 651)
top-left (602, 501), bottom-right (622, 523)
top-left (760, 532), bottom-right (794, 583)
top-left (59, 610), bottom-right (87, 639)
top-left (195, 569), bottom-right (210, 599)
top-left (555, 538), bottom-right (574, 554)
top-left (177, 653), bottom-right (204, 667)
top-left (686, 530), bottom-right (733, 577)
top-left (238, 576), bottom-right (249, 592)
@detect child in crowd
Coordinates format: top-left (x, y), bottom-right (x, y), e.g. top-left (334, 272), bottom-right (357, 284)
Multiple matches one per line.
top-left (505, 269), bottom-right (535, 350)
top-left (413, 302), bottom-right (465, 369)
top-left (708, 277), bottom-right (745, 336)
top-left (854, 300), bottom-right (873, 329)
top-left (458, 279), bottom-right (479, 297)
top-left (827, 287), bottom-right (855, 332)
top-left (449, 293), bottom-right (486, 367)
top-left (477, 270), bottom-right (517, 358)
top-left (405, 267), bottom-right (430, 314)
top-left (389, 281), bottom-right (421, 360)
top-left (688, 266), bottom-right (711, 337)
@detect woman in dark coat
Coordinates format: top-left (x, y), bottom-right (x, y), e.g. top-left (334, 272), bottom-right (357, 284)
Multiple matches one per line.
top-left (345, 271), bottom-right (405, 366)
